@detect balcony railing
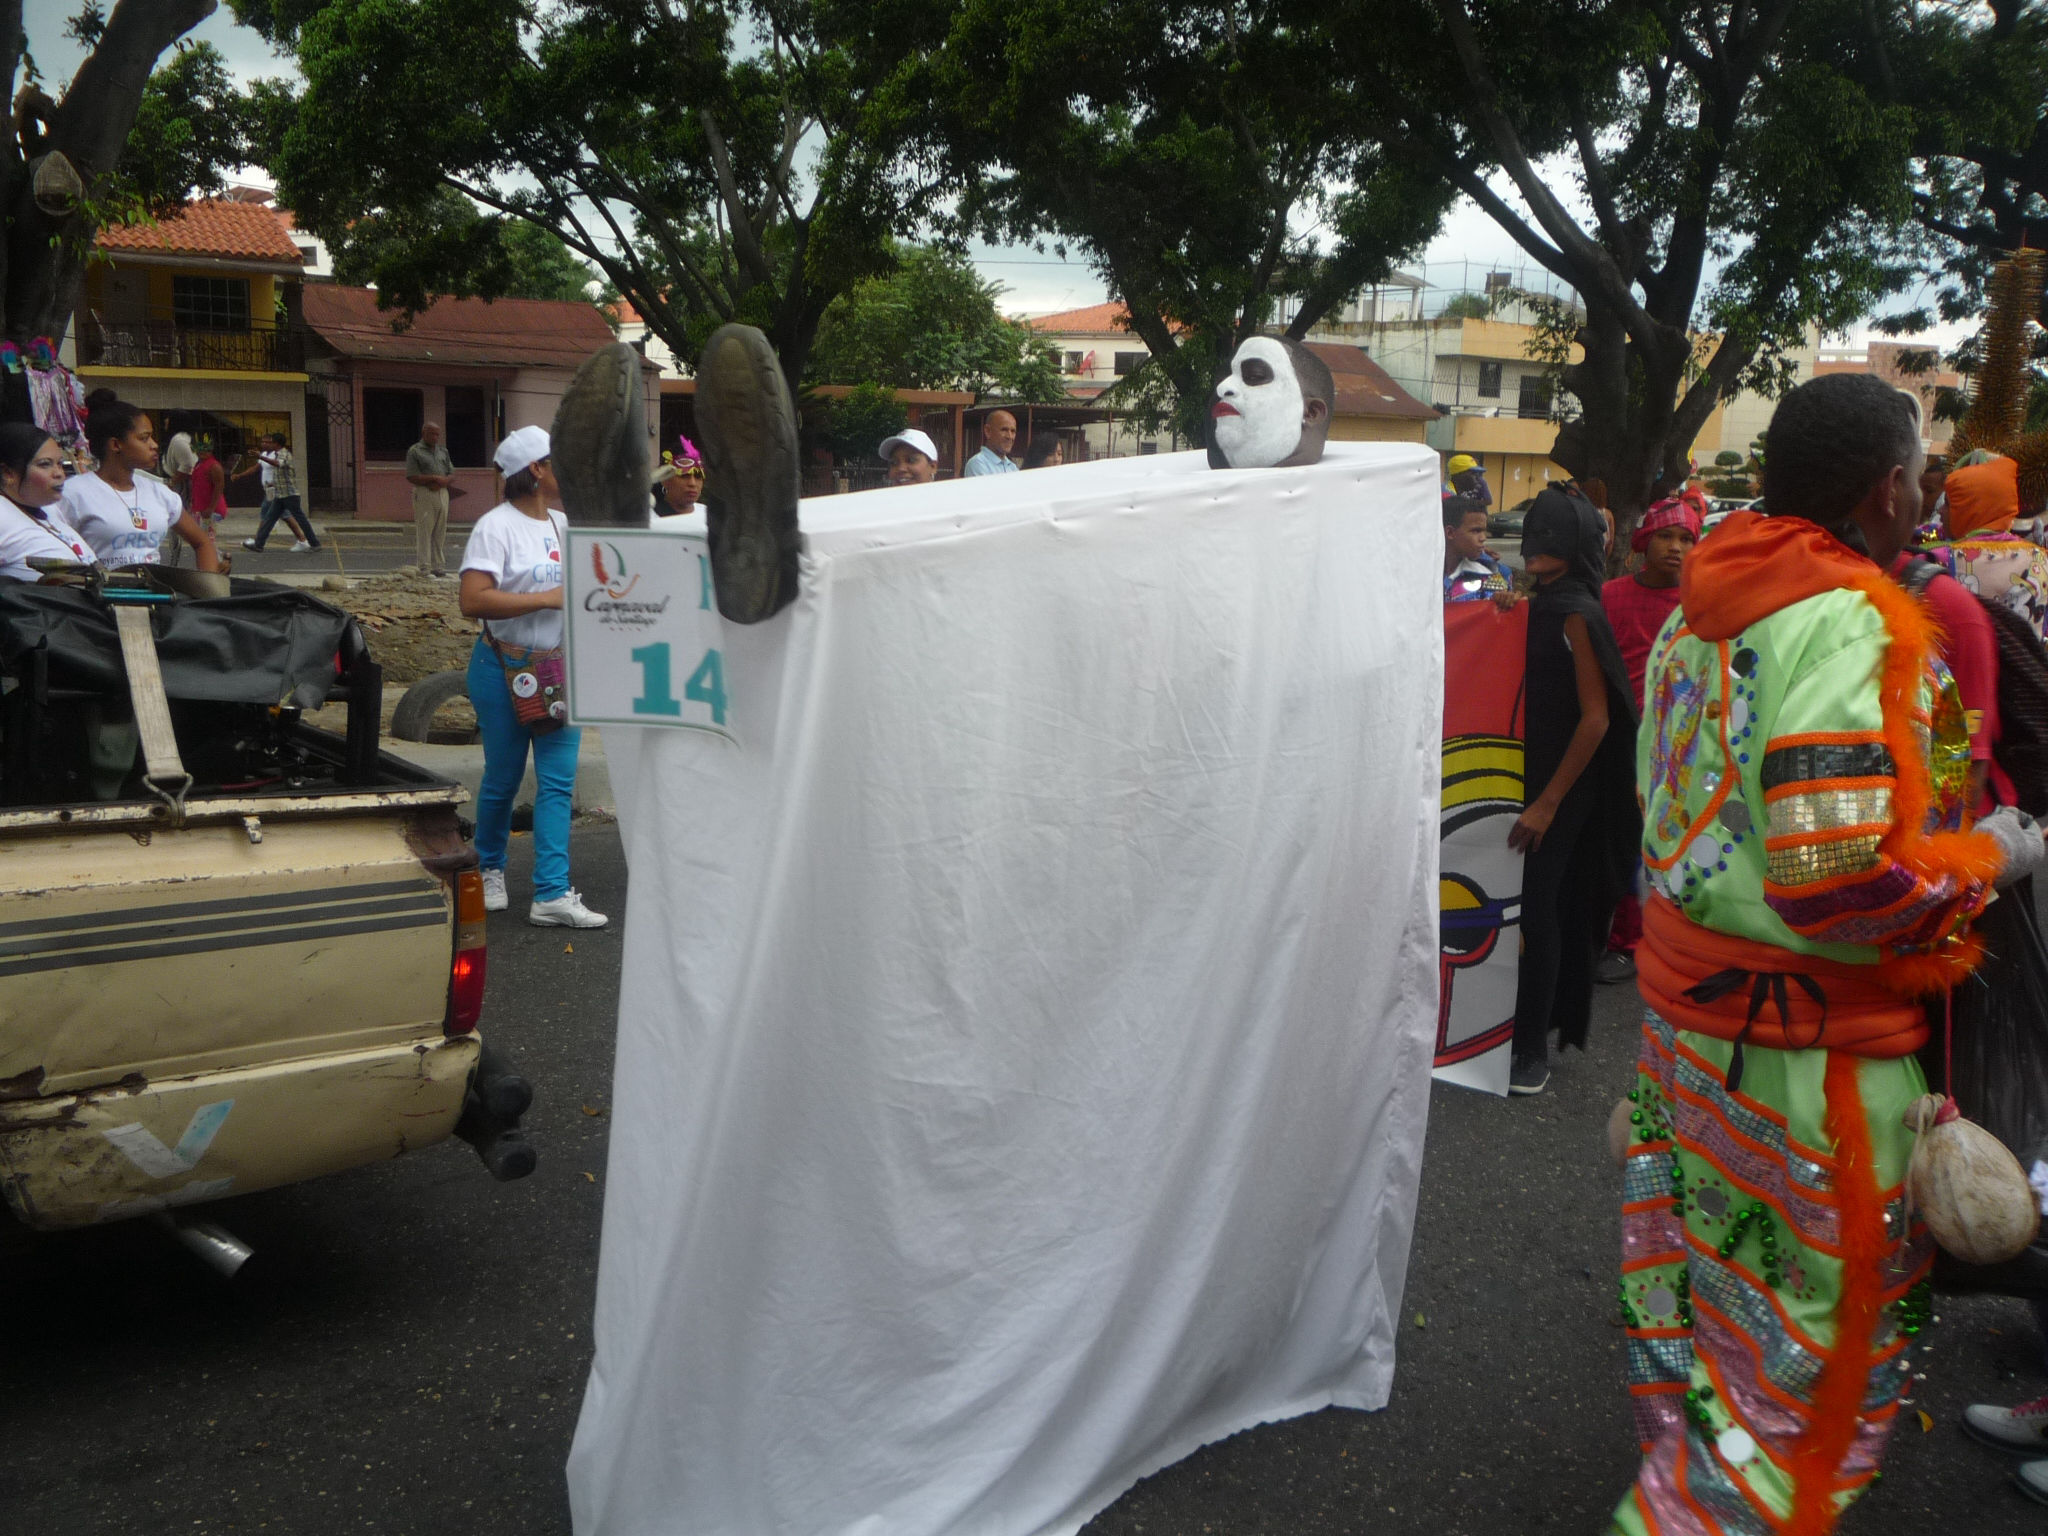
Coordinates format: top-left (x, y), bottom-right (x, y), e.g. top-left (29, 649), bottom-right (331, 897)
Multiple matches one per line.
top-left (79, 319), bottom-right (304, 373)
top-left (1429, 391), bottom-right (1557, 421)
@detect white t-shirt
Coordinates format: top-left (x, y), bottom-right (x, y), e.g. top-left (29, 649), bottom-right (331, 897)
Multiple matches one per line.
top-left (162, 433), bottom-right (196, 478)
top-left (0, 500), bottom-right (97, 580)
top-left (461, 501), bottom-right (567, 651)
top-left (647, 504), bottom-right (706, 535)
top-left (62, 472), bottom-right (186, 568)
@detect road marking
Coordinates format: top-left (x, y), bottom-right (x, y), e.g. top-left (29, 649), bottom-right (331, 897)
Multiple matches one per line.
top-left (102, 1100), bottom-right (234, 1179)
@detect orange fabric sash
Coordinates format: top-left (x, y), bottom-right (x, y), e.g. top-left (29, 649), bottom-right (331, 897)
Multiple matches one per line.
top-left (1635, 895), bottom-right (1928, 1058)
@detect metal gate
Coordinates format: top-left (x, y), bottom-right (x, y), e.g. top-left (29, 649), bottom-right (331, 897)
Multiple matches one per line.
top-left (305, 374), bottom-right (356, 513)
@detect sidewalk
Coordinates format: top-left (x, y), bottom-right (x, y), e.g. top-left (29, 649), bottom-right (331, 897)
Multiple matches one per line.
top-left (382, 729), bottom-right (614, 816)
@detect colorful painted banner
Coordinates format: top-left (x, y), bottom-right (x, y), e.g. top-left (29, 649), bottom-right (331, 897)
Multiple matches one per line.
top-left (1436, 601), bottom-right (1528, 1096)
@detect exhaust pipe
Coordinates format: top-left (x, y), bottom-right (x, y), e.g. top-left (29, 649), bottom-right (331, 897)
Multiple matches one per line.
top-left (152, 1211), bottom-right (254, 1279)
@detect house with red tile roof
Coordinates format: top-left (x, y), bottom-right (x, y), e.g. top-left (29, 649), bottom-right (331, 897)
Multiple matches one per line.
top-left (299, 285), bottom-right (653, 523)
top-left (74, 200), bottom-right (312, 505)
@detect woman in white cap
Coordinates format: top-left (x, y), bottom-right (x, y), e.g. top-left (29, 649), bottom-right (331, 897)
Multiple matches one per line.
top-left (879, 427), bottom-right (940, 486)
top-left (457, 424), bottom-right (606, 928)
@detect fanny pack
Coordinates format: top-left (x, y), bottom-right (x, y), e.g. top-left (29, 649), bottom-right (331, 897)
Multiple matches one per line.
top-left (484, 625), bottom-right (567, 735)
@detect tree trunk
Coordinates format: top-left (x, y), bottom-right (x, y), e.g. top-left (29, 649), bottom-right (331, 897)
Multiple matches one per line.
top-left (4, 0), bottom-right (217, 346)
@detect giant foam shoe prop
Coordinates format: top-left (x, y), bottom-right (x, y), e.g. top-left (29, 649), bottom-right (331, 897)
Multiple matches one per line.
top-left (547, 327), bottom-right (1442, 1536)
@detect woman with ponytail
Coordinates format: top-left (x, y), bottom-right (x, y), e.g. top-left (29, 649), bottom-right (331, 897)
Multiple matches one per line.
top-left (61, 390), bottom-right (219, 571)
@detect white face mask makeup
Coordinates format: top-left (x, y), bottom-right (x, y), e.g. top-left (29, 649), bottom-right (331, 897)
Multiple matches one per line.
top-left (1211, 337), bottom-right (1306, 469)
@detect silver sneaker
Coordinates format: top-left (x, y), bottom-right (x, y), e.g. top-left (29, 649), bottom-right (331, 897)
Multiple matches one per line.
top-left (529, 888), bottom-right (607, 928)
top-left (480, 868), bottom-right (508, 913)
top-left (1965, 1392), bottom-right (2048, 1453)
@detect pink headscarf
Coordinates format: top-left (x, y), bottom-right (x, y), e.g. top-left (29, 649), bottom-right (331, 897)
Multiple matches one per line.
top-left (1632, 494), bottom-right (1703, 554)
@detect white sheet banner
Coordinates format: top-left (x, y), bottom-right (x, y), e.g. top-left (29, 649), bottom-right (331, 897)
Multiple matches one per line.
top-left (572, 444), bottom-right (1445, 1536)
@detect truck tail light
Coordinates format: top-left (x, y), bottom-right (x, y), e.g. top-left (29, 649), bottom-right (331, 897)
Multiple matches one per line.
top-left (448, 869), bottom-right (488, 1035)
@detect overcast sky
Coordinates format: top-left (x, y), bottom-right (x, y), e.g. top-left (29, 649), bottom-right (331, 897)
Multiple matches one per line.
top-left (27, 1), bottom-right (1961, 345)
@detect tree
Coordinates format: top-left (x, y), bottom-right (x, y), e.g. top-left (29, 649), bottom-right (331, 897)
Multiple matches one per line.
top-left (239, 0), bottom-right (937, 392)
top-left (859, 0), bottom-right (1453, 443)
top-left (113, 40), bottom-right (251, 213)
top-left (497, 221), bottom-right (599, 303)
top-left (1337, 0), bottom-right (1932, 521)
top-left (821, 381), bottom-right (907, 461)
top-left (0, 0), bottom-right (221, 345)
top-left (808, 244), bottom-right (1064, 400)
top-left (1888, 0), bottom-right (2048, 327)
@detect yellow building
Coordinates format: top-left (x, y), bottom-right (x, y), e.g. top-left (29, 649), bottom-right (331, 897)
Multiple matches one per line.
top-left (1353, 310), bottom-right (1724, 502)
top-left (72, 199), bottom-right (309, 499)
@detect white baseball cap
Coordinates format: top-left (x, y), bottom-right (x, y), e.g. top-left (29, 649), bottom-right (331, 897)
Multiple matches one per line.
top-left (495, 424), bottom-right (552, 478)
top-left (877, 428), bottom-right (939, 465)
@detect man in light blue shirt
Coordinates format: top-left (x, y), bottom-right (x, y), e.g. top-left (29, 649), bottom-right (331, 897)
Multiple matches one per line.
top-left (963, 410), bottom-right (1019, 476)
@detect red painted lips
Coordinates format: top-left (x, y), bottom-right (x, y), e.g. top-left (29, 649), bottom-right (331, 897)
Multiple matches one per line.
top-left (1211, 401), bottom-right (1240, 418)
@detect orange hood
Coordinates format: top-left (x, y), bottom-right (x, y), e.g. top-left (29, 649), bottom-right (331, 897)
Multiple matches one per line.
top-left (1679, 511), bottom-right (1875, 640)
top-left (1943, 455), bottom-right (2020, 538)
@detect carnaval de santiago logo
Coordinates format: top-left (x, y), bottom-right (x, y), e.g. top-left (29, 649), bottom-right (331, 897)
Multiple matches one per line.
top-left (582, 540), bottom-right (674, 631)
top-left (590, 541), bottom-right (638, 599)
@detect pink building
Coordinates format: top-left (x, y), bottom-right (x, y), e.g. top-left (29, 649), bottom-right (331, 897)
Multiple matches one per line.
top-left (300, 286), bottom-right (655, 522)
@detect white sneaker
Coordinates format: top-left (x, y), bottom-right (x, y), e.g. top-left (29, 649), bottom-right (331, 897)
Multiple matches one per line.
top-left (2017, 1459), bottom-right (2048, 1506)
top-left (1964, 1392), bottom-right (2048, 1453)
top-left (289, 540), bottom-right (313, 553)
top-left (241, 538), bottom-right (262, 551)
top-left (480, 868), bottom-right (508, 912)
top-left (529, 888), bottom-right (607, 928)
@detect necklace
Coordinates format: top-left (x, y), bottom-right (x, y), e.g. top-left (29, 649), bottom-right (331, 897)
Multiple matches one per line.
top-left (7, 499), bottom-right (89, 561)
top-left (101, 471), bottom-right (147, 530)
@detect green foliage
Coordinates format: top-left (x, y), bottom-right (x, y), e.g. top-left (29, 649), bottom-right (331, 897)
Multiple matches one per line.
top-left (1885, 1), bottom-right (2048, 325)
top-left (1713, 451), bottom-right (1743, 469)
top-left (822, 382), bottom-right (908, 460)
top-left (1318, 0), bottom-right (1953, 513)
top-left (498, 220), bottom-right (599, 303)
top-left (111, 43), bottom-right (254, 216)
top-left (809, 245), bottom-right (1063, 400)
top-left (240, 0), bottom-right (935, 388)
top-left (328, 186), bottom-right (596, 305)
top-left (853, 0), bottom-right (1453, 443)
top-left (1439, 293), bottom-right (1492, 320)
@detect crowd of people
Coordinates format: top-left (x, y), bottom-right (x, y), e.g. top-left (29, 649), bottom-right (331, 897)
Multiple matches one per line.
top-left (1446, 372), bottom-right (2048, 1527)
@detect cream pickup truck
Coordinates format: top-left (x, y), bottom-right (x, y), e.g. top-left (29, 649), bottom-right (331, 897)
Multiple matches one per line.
top-left (0, 568), bottom-right (531, 1255)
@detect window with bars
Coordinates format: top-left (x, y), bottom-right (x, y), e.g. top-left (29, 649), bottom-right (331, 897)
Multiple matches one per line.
top-left (363, 387), bottom-right (424, 462)
top-left (171, 276), bottom-right (252, 332)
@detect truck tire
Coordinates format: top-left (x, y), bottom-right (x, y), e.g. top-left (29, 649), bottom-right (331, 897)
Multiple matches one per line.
top-left (390, 669), bottom-right (472, 743)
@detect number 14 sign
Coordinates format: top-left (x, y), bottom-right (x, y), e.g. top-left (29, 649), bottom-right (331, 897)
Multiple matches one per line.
top-left (563, 528), bottom-right (732, 737)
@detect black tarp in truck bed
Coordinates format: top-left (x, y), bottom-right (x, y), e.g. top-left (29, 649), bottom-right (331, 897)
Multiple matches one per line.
top-left (0, 579), bottom-right (366, 711)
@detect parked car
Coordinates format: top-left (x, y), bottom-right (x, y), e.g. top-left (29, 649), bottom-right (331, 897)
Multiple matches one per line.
top-left (0, 568), bottom-right (532, 1250)
top-left (1489, 497), bottom-right (1538, 540)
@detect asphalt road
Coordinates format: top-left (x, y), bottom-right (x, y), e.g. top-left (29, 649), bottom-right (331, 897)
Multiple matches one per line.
top-left (3, 824), bottom-right (2045, 1534)
top-left (203, 513), bottom-right (474, 580)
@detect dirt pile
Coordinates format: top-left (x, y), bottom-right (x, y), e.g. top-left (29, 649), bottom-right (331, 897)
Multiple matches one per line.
top-left (336, 573), bottom-right (478, 684)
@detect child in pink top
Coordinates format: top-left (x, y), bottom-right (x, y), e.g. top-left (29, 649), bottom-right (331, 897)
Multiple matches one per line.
top-left (1597, 495), bottom-right (1700, 969)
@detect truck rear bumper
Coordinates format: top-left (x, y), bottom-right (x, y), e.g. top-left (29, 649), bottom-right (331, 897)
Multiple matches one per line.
top-left (0, 1034), bottom-right (480, 1230)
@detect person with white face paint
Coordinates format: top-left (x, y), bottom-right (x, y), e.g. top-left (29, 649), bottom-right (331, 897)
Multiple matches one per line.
top-left (1208, 336), bottom-right (1335, 469)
